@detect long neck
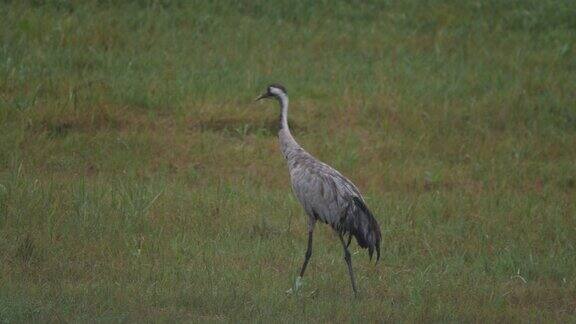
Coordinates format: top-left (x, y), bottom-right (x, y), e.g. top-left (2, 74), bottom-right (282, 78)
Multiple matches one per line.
top-left (278, 92), bottom-right (290, 131)
top-left (277, 93), bottom-right (301, 157)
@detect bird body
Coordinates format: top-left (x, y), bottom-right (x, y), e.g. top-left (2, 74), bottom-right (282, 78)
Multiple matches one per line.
top-left (256, 84), bottom-right (381, 294)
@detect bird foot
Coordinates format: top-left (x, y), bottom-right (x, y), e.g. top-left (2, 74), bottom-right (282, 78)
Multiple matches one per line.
top-left (285, 276), bottom-right (303, 294)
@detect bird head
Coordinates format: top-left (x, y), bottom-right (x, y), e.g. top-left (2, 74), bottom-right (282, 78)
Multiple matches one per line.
top-left (255, 83), bottom-right (288, 101)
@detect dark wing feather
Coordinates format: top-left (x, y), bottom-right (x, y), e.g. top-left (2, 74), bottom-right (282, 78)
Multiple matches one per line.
top-left (341, 197), bottom-right (382, 261)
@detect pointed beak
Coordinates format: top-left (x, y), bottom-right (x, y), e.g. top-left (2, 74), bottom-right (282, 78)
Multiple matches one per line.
top-left (255, 93), bottom-right (269, 101)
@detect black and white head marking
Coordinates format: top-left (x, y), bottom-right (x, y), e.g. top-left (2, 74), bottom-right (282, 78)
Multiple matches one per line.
top-left (267, 83), bottom-right (287, 97)
top-left (256, 83), bottom-right (288, 101)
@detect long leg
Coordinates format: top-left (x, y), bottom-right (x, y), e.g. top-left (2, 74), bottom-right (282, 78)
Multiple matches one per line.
top-left (299, 230), bottom-right (314, 277)
top-left (339, 232), bottom-right (358, 295)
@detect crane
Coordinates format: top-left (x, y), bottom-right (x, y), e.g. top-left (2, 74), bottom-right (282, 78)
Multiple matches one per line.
top-left (256, 83), bottom-right (382, 295)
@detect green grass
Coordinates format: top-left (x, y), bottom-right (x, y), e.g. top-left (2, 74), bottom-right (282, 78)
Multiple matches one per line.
top-left (1, 0), bottom-right (575, 321)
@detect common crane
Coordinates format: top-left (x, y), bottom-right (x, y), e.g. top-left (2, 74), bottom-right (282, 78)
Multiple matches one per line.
top-left (256, 84), bottom-right (382, 295)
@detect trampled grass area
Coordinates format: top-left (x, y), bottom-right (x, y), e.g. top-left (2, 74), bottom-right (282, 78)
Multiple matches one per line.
top-left (1, 0), bottom-right (575, 321)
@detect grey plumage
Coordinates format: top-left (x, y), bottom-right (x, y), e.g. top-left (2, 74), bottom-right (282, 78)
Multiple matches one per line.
top-left (256, 84), bottom-right (382, 294)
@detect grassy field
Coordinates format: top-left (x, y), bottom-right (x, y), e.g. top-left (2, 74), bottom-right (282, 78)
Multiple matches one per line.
top-left (1, 0), bottom-right (575, 321)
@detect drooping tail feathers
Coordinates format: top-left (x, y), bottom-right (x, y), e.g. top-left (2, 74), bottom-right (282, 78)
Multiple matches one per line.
top-left (342, 196), bottom-right (382, 262)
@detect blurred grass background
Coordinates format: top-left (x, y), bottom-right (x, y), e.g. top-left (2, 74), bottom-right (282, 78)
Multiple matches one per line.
top-left (1, 0), bottom-right (575, 321)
